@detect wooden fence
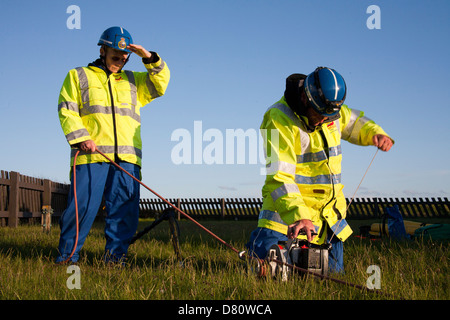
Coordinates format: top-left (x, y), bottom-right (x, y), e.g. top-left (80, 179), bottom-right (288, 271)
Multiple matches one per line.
top-left (0, 170), bottom-right (449, 228)
top-left (0, 171), bottom-right (70, 227)
top-left (140, 198), bottom-right (263, 220)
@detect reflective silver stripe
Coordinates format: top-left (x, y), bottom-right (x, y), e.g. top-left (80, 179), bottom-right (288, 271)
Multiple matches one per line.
top-left (266, 103), bottom-right (315, 157)
top-left (76, 67), bottom-right (90, 105)
top-left (258, 210), bottom-right (287, 226)
top-left (266, 102), bottom-right (312, 157)
top-left (71, 145), bottom-right (142, 158)
top-left (348, 116), bottom-right (370, 144)
top-left (80, 104), bottom-right (111, 116)
top-left (123, 70), bottom-right (137, 107)
top-left (297, 145), bottom-right (341, 163)
top-left (58, 101), bottom-right (80, 113)
top-left (266, 103), bottom-right (303, 128)
top-left (119, 145), bottom-right (142, 158)
top-left (145, 76), bottom-right (161, 99)
top-left (330, 219), bottom-right (349, 235)
top-left (295, 173), bottom-right (341, 185)
top-left (75, 68), bottom-right (141, 123)
top-left (341, 109), bottom-right (371, 144)
top-left (299, 127), bottom-right (311, 155)
top-left (66, 128), bottom-right (90, 142)
top-left (80, 104), bottom-right (141, 123)
top-left (341, 109), bottom-right (358, 140)
top-left (266, 161), bottom-right (296, 175)
top-left (259, 210), bottom-right (320, 233)
top-left (335, 119), bottom-right (341, 136)
top-left (270, 183), bottom-right (300, 202)
top-left (146, 60), bottom-right (166, 75)
top-left (99, 38), bottom-right (113, 45)
top-left (118, 107), bottom-right (140, 122)
top-left (144, 60), bottom-right (166, 98)
top-left (328, 145), bottom-right (342, 157)
top-left (298, 150), bottom-right (327, 163)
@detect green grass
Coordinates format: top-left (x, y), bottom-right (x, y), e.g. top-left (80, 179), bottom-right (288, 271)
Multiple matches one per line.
top-left (0, 219), bottom-right (449, 300)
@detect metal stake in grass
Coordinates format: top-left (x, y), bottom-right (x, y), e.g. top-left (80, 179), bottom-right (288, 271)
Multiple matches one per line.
top-left (130, 208), bottom-right (182, 263)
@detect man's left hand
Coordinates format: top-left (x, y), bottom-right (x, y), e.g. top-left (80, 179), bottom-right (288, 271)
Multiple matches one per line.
top-left (287, 219), bottom-right (316, 242)
top-left (373, 134), bottom-right (393, 152)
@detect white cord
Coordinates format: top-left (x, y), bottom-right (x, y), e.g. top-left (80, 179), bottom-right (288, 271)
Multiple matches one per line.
top-left (329, 148), bottom-right (379, 243)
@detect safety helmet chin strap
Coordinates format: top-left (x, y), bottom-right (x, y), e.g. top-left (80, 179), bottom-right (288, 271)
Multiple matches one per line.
top-left (122, 53), bottom-right (132, 68)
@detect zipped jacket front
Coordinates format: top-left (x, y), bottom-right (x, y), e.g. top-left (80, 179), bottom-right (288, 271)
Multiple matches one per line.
top-left (58, 54), bottom-right (170, 168)
top-left (258, 96), bottom-right (393, 244)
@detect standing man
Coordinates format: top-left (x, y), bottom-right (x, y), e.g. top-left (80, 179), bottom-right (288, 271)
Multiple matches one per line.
top-left (246, 67), bottom-right (393, 273)
top-left (56, 26), bottom-right (170, 264)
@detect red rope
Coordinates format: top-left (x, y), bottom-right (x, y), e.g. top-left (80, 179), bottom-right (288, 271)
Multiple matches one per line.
top-left (60, 148), bottom-right (398, 299)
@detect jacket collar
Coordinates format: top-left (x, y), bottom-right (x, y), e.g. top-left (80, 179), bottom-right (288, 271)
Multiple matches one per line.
top-left (287, 99), bottom-right (340, 133)
top-left (88, 58), bottom-right (121, 76)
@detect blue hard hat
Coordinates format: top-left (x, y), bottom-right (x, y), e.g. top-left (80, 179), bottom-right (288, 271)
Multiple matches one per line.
top-left (97, 26), bottom-right (133, 53)
top-left (304, 67), bottom-right (347, 117)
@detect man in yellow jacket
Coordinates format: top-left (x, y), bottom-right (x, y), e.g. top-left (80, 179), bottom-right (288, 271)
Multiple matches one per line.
top-left (56, 26), bottom-right (170, 264)
top-left (246, 67), bottom-right (393, 273)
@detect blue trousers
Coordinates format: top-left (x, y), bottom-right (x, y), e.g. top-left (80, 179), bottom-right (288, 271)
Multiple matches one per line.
top-left (246, 227), bottom-right (345, 273)
top-left (56, 162), bottom-right (140, 263)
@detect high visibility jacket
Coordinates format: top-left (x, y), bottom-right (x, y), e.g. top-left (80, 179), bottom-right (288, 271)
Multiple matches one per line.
top-left (258, 96), bottom-right (393, 244)
top-left (58, 53), bottom-right (170, 168)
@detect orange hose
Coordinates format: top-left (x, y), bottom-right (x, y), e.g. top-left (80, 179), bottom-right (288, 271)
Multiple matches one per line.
top-left (63, 147), bottom-right (240, 265)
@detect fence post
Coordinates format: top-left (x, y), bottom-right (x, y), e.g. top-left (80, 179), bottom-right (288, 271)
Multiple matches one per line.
top-left (8, 171), bottom-right (20, 228)
top-left (42, 179), bottom-right (52, 232)
top-left (373, 198), bottom-right (379, 218)
top-left (221, 198), bottom-right (225, 219)
top-left (42, 179), bottom-right (51, 206)
top-left (176, 198), bottom-right (181, 220)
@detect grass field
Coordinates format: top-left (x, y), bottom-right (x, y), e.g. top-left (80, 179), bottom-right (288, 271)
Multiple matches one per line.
top-left (0, 218), bottom-right (449, 301)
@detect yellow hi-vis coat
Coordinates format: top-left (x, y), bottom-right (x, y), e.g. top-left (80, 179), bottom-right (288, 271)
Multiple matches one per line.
top-left (58, 53), bottom-right (170, 168)
top-left (258, 96), bottom-right (393, 244)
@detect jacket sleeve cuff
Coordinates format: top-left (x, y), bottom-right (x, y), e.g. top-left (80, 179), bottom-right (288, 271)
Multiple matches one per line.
top-left (142, 51), bottom-right (160, 64)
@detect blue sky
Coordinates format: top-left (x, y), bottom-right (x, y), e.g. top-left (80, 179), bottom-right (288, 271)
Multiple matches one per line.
top-left (0, 0), bottom-right (449, 200)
